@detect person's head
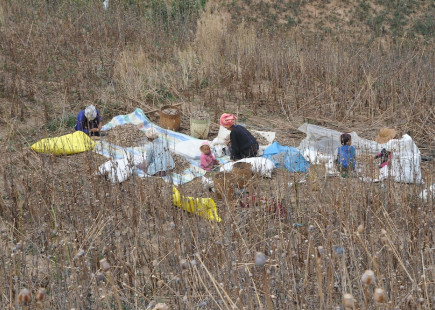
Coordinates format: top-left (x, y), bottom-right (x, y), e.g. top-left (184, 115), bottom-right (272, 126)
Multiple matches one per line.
top-left (340, 133), bottom-right (352, 146)
top-left (200, 142), bottom-right (211, 155)
top-left (145, 128), bottom-right (159, 141)
top-left (376, 128), bottom-right (397, 144)
top-left (84, 105), bottom-right (97, 121)
top-left (220, 113), bottom-right (237, 129)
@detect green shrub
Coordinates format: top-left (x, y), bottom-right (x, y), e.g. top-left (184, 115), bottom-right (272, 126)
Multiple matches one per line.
top-left (46, 113), bottom-right (77, 132)
top-left (413, 12), bottom-right (435, 40)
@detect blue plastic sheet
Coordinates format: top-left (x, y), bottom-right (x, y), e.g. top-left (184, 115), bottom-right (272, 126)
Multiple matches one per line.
top-left (263, 142), bottom-right (310, 173)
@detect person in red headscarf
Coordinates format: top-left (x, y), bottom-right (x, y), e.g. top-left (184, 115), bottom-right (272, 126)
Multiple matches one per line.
top-left (220, 113), bottom-right (258, 161)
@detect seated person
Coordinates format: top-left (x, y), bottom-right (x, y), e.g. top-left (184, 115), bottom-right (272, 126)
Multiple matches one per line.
top-left (220, 113), bottom-right (258, 161)
top-left (200, 142), bottom-right (219, 171)
top-left (138, 128), bottom-right (175, 177)
top-left (75, 105), bottom-right (102, 136)
top-left (336, 133), bottom-right (356, 176)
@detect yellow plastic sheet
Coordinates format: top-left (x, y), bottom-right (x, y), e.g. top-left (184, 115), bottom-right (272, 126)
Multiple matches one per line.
top-left (31, 131), bottom-right (96, 155)
top-left (172, 186), bottom-right (221, 222)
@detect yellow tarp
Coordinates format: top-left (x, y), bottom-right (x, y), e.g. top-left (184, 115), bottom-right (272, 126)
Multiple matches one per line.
top-left (31, 131), bottom-right (96, 155)
top-left (172, 186), bottom-right (221, 222)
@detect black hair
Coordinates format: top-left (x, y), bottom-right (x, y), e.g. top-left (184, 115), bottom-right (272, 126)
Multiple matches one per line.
top-left (340, 133), bottom-right (352, 145)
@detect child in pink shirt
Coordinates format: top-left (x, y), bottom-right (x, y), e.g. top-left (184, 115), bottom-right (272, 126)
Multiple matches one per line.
top-left (374, 148), bottom-right (392, 168)
top-left (200, 142), bottom-right (219, 171)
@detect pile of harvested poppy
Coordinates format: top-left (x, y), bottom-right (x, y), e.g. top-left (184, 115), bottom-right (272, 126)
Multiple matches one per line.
top-left (251, 131), bottom-right (270, 145)
top-left (191, 110), bottom-right (209, 120)
top-left (104, 124), bottom-right (147, 147)
top-left (162, 108), bottom-right (179, 115)
top-left (172, 154), bottom-right (192, 174)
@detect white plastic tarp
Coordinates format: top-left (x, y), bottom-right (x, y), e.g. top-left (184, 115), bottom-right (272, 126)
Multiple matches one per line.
top-left (297, 123), bottom-right (424, 184)
top-left (174, 139), bottom-right (208, 159)
top-left (211, 126), bottom-right (276, 156)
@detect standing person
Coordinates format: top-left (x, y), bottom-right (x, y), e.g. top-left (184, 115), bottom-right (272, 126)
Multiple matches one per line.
top-left (75, 105), bottom-right (102, 136)
top-left (336, 133), bottom-right (356, 177)
top-left (200, 142), bottom-right (219, 171)
top-left (220, 113), bottom-right (258, 161)
top-left (138, 128), bottom-right (175, 177)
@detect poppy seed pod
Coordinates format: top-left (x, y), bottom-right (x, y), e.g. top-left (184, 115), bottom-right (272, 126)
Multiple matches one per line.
top-left (18, 288), bottom-right (32, 306)
top-left (361, 270), bottom-right (376, 285)
top-left (74, 249), bottom-right (85, 260)
top-left (99, 258), bottom-right (111, 272)
top-left (342, 293), bottom-right (355, 309)
top-left (96, 272), bottom-right (105, 283)
top-left (35, 288), bottom-right (46, 302)
top-left (317, 246), bottom-right (325, 256)
top-left (255, 252), bottom-right (267, 267)
top-left (373, 288), bottom-right (386, 303)
top-left (179, 259), bottom-right (189, 270)
top-left (153, 303), bottom-right (169, 310)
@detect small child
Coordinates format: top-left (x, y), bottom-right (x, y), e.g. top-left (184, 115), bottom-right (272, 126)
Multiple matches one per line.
top-left (336, 133), bottom-right (356, 176)
top-left (200, 142), bottom-right (219, 171)
top-left (374, 148), bottom-right (392, 169)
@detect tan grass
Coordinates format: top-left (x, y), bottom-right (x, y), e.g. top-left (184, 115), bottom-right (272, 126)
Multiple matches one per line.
top-left (0, 1), bottom-right (434, 308)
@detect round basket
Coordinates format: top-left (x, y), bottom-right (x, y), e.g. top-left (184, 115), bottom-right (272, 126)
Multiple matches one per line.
top-left (159, 105), bottom-right (181, 131)
top-left (190, 117), bottom-right (210, 139)
top-left (232, 162), bottom-right (252, 188)
top-left (213, 172), bottom-right (235, 200)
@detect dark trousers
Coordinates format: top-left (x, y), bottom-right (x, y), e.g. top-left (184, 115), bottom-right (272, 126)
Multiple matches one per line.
top-left (232, 143), bottom-right (259, 160)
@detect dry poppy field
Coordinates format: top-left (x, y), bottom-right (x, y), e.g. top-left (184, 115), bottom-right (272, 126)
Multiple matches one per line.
top-left (0, 1), bottom-right (434, 309)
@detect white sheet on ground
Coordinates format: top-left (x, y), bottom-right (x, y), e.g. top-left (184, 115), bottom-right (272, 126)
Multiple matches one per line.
top-left (174, 139), bottom-right (209, 159)
top-left (297, 123), bottom-right (424, 184)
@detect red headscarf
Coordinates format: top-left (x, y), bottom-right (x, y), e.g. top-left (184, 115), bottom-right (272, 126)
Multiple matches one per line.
top-left (220, 113), bottom-right (237, 127)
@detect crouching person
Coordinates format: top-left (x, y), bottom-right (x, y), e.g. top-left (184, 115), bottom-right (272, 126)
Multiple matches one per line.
top-left (138, 128), bottom-right (175, 177)
top-left (75, 105), bottom-right (102, 136)
top-left (220, 113), bottom-right (258, 161)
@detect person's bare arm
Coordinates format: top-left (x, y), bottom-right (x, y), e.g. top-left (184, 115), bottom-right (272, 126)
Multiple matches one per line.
top-left (90, 122), bottom-right (102, 132)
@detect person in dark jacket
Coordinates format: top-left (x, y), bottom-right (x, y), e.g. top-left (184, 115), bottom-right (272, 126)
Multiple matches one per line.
top-left (220, 113), bottom-right (258, 161)
top-left (75, 105), bottom-right (102, 136)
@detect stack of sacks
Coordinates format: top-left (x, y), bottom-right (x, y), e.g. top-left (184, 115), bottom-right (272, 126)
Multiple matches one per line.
top-left (98, 154), bottom-right (144, 183)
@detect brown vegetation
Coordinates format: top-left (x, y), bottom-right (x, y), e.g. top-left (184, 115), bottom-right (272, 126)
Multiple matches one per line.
top-left (0, 0), bottom-right (434, 309)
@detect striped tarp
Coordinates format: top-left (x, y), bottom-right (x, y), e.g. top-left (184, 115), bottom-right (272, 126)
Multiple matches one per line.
top-left (94, 108), bottom-right (229, 185)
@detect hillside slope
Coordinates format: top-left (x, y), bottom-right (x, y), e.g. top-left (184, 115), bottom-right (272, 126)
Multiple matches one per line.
top-left (218, 0), bottom-right (434, 42)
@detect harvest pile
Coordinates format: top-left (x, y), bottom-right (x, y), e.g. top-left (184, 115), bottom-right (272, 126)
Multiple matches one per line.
top-left (161, 108), bottom-right (179, 115)
top-left (190, 110), bottom-right (209, 120)
top-left (104, 124), bottom-right (147, 147)
top-left (251, 131), bottom-right (270, 145)
top-left (172, 154), bottom-right (192, 174)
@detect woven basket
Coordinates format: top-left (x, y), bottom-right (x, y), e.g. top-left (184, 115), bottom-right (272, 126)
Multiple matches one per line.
top-left (190, 117), bottom-right (210, 139)
top-left (159, 105), bottom-right (181, 131)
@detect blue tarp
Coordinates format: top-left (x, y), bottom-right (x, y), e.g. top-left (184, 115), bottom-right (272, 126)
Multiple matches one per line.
top-left (263, 142), bottom-right (310, 173)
